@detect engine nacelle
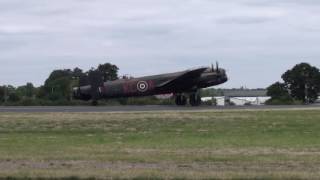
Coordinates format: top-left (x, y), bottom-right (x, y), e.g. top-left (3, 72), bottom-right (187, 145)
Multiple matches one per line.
top-left (72, 87), bottom-right (91, 101)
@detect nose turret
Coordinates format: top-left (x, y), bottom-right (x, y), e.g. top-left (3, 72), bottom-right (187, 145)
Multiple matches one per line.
top-left (218, 68), bottom-right (228, 83)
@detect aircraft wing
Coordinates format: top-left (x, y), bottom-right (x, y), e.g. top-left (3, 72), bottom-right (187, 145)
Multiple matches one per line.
top-left (156, 67), bottom-right (207, 91)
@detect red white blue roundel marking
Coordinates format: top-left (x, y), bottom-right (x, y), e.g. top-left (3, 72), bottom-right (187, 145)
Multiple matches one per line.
top-left (137, 81), bottom-right (149, 92)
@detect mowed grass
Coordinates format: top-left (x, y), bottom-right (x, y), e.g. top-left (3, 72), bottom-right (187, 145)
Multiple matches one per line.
top-left (0, 109), bottom-right (320, 179)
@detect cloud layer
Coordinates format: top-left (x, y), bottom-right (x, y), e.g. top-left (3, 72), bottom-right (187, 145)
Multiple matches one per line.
top-left (1, 0), bottom-right (320, 88)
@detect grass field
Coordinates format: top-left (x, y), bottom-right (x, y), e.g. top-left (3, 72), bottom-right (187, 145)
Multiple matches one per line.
top-left (0, 109), bottom-right (320, 179)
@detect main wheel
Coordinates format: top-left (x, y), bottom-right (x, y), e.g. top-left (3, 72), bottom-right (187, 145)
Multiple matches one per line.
top-left (175, 95), bottom-right (187, 106)
top-left (189, 94), bottom-right (201, 106)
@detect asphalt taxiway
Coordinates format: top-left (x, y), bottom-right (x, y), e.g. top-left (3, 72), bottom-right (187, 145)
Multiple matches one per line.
top-left (0, 105), bottom-right (319, 113)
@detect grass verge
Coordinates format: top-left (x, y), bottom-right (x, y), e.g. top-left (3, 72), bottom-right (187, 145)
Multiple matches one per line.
top-left (0, 109), bottom-right (319, 179)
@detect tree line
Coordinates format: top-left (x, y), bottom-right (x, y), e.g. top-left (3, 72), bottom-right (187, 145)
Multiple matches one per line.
top-left (267, 63), bottom-right (320, 105)
top-left (0, 63), bottom-right (118, 105)
top-left (1, 62), bottom-right (319, 106)
top-left (0, 63), bottom-right (171, 106)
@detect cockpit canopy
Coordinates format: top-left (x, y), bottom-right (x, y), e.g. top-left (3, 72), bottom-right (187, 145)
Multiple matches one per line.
top-left (204, 67), bottom-right (226, 75)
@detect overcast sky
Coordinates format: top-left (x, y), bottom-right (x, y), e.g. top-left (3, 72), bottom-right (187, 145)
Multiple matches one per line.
top-left (0, 0), bottom-right (320, 88)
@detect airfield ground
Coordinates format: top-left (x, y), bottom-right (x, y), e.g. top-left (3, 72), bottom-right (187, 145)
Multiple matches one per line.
top-left (0, 109), bottom-right (320, 179)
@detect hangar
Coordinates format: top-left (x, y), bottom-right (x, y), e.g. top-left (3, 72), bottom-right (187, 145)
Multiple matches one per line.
top-left (224, 89), bottom-right (270, 106)
top-left (203, 90), bottom-right (320, 106)
top-left (202, 89), bottom-right (271, 106)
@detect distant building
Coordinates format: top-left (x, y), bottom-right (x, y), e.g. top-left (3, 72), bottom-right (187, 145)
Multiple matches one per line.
top-left (214, 96), bottom-right (226, 106)
top-left (229, 97), bottom-right (271, 106)
top-left (202, 96), bottom-right (225, 106)
top-left (316, 95), bottom-right (320, 104)
top-left (224, 89), bottom-right (270, 106)
top-left (223, 89), bottom-right (267, 97)
top-left (202, 89), bottom-right (271, 106)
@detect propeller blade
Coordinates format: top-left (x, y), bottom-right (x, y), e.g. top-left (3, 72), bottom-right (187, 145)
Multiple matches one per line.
top-left (211, 63), bottom-right (214, 72)
top-left (216, 62), bottom-right (219, 72)
top-left (88, 70), bottom-right (104, 102)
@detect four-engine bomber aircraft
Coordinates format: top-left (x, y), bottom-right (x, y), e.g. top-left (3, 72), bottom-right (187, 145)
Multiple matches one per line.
top-left (73, 64), bottom-right (228, 106)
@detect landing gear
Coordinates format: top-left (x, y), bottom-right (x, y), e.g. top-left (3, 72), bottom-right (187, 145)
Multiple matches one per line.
top-left (175, 95), bottom-right (187, 106)
top-left (175, 93), bottom-right (202, 106)
top-left (189, 94), bottom-right (202, 106)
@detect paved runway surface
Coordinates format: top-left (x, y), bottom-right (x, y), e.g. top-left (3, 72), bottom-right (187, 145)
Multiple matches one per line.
top-left (0, 105), bottom-right (319, 113)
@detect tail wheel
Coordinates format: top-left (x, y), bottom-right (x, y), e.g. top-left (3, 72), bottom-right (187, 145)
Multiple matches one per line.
top-left (189, 94), bottom-right (201, 106)
top-left (175, 95), bottom-right (187, 106)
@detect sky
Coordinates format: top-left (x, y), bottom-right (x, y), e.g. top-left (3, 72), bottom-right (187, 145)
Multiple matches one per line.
top-left (0, 0), bottom-right (320, 88)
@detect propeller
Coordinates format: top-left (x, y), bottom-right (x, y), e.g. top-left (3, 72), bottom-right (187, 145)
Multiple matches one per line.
top-left (88, 70), bottom-right (104, 105)
top-left (211, 63), bottom-right (214, 72)
top-left (216, 61), bottom-right (219, 72)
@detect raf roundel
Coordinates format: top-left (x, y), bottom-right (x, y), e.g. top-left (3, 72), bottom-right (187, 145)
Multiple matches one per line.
top-left (137, 81), bottom-right (149, 92)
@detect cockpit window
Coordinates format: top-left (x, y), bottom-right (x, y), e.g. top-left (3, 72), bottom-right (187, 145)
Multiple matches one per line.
top-left (204, 67), bottom-right (225, 74)
top-left (204, 68), bottom-right (212, 73)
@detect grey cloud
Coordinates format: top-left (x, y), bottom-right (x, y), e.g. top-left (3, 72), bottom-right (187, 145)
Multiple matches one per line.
top-left (0, 1), bottom-right (32, 11)
top-left (0, 0), bottom-right (72, 17)
top-left (244, 0), bottom-right (320, 6)
top-left (30, 8), bottom-right (72, 16)
top-left (92, 23), bottom-right (179, 40)
top-left (0, 25), bottom-right (47, 35)
top-left (217, 17), bottom-right (275, 24)
top-left (0, 38), bottom-right (27, 52)
top-left (0, 0), bottom-right (319, 88)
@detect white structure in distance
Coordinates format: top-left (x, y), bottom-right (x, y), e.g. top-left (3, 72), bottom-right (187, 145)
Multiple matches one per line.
top-left (201, 96), bottom-right (271, 106)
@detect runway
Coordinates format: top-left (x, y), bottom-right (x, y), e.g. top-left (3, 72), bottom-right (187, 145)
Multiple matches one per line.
top-left (0, 105), bottom-right (319, 113)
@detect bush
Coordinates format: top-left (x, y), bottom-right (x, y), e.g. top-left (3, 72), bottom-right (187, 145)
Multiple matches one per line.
top-left (20, 98), bottom-right (37, 106)
top-left (114, 96), bottom-right (174, 106)
top-left (8, 93), bottom-right (20, 102)
top-left (266, 97), bottom-right (303, 105)
top-left (0, 95), bottom-right (175, 106)
top-left (126, 97), bottom-right (161, 105)
top-left (48, 92), bottom-right (63, 101)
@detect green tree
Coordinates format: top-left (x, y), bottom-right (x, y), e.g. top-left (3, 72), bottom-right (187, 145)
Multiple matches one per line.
top-left (4, 85), bottom-right (20, 102)
top-left (0, 86), bottom-right (5, 102)
top-left (16, 83), bottom-right (35, 98)
top-left (267, 82), bottom-right (290, 99)
top-left (266, 82), bottom-right (293, 105)
top-left (72, 67), bottom-right (84, 78)
top-left (44, 69), bottom-right (73, 101)
top-left (8, 92), bottom-right (20, 102)
top-left (97, 63), bottom-right (119, 81)
top-left (25, 83), bottom-right (35, 98)
top-left (36, 86), bottom-right (47, 99)
top-left (282, 63), bottom-right (320, 103)
top-left (72, 67), bottom-right (90, 88)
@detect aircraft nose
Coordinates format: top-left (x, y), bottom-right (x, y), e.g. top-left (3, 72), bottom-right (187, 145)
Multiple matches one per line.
top-left (220, 70), bottom-right (228, 83)
top-left (223, 75), bottom-right (228, 82)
